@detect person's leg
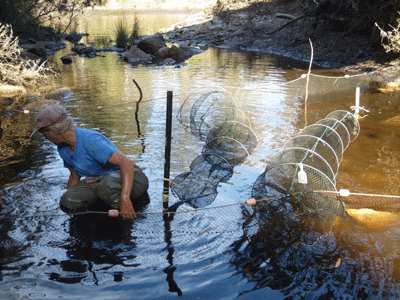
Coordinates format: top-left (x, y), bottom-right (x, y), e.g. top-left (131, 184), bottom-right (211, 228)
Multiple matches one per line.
top-left (130, 164), bottom-right (149, 201)
top-left (98, 165), bottom-right (149, 209)
top-left (97, 171), bottom-right (122, 209)
top-left (60, 178), bottom-right (100, 213)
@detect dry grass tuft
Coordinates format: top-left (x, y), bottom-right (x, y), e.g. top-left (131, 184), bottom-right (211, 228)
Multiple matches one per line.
top-left (0, 23), bottom-right (51, 87)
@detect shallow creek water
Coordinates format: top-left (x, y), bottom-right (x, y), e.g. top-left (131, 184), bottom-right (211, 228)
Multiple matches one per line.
top-left (1, 10), bottom-right (400, 300)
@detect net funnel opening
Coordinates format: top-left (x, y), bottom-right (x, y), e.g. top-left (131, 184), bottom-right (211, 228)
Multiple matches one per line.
top-left (190, 154), bottom-right (234, 185)
top-left (206, 121), bottom-right (258, 155)
top-left (171, 172), bottom-right (218, 208)
top-left (202, 137), bottom-right (249, 166)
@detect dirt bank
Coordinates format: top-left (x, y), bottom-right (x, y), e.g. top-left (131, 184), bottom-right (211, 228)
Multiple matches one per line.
top-left (164, 1), bottom-right (400, 75)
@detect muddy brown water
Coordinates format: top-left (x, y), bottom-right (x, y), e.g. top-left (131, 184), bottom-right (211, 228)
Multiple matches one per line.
top-left (0, 10), bottom-right (400, 300)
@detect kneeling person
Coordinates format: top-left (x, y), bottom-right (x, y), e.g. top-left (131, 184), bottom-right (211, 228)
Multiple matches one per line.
top-left (31, 105), bottom-right (149, 219)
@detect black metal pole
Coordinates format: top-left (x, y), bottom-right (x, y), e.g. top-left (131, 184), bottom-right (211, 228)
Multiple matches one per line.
top-left (162, 91), bottom-right (182, 295)
top-left (163, 91), bottom-right (173, 212)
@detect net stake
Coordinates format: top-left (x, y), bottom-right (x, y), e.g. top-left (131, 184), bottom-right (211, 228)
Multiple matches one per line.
top-left (298, 163), bottom-right (308, 184)
top-left (355, 87), bottom-right (360, 118)
top-left (163, 91), bottom-right (173, 212)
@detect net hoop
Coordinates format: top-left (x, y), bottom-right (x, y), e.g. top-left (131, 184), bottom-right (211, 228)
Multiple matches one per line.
top-left (299, 124), bottom-right (344, 162)
top-left (283, 134), bottom-right (340, 175)
top-left (202, 136), bottom-right (250, 165)
top-left (325, 110), bottom-right (360, 141)
top-left (316, 118), bottom-right (351, 150)
top-left (206, 121), bottom-right (258, 154)
top-left (269, 147), bottom-right (336, 181)
top-left (171, 171), bottom-right (218, 208)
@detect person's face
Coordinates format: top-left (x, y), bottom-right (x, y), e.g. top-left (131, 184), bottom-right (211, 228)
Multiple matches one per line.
top-left (40, 128), bottom-right (63, 145)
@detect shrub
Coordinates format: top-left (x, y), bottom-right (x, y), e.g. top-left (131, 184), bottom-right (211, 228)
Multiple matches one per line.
top-left (115, 18), bottom-right (129, 49)
top-left (128, 15), bottom-right (140, 47)
top-left (0, 24), bottom-right (50, 87)
top-left (0, 0), bottom-right (97, 38)
top-left (115, 15), bottom-right (140, 49)
top-left (376, 18), bottom-right (400, 54)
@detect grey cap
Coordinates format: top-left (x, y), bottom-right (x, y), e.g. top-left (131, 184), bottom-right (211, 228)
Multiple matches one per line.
top-left (30, 105), bottom-right (68, 137)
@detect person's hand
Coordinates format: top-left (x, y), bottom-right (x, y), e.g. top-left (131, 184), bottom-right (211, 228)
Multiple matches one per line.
top-left (119, 195), bottom-right (136, 219)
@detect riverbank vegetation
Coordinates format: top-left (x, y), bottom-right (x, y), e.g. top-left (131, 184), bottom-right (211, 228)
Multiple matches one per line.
top-left (0, 0), bottom-right (103, 38)
top-left (376, 21), bottom-right (400, 55)
top-left (0, 24), bottom-right (50, 88)
top-left (115, 15), bottom-right (140, 49)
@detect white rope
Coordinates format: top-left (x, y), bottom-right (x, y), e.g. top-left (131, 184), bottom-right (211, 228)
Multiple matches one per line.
top-left (320, 190), bottom-right (400, 199)
top-left (350, 105), bottom-right (370, 113)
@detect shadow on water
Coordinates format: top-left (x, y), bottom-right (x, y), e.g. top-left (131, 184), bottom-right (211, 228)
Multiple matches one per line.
top-left (229, 195), bottom-right (400, 299)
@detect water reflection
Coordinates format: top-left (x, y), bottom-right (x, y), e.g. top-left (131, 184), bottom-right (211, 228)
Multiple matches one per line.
top-left (48, 214), bottom-right (136, 284)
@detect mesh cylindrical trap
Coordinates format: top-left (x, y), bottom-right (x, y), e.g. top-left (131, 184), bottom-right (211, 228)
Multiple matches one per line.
top-left (251, 110), bottom-right (360, 221)
top-left (172, 89), bottom-right (257, 210)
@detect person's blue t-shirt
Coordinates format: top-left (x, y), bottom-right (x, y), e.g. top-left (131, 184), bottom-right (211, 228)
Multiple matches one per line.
top-left (58, 127), bottom-right (120, 177)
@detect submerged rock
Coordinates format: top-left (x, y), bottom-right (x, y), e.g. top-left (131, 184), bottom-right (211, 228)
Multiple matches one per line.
top-left (61, 55), bottom-right (73, 65)
top-left (44, 87), bottom-right (74, 100)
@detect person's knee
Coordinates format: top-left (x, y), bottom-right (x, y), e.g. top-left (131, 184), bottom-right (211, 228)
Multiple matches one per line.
top-left (130, 179), bottom-right (149, 200)
top-left (60, 192), bottom-right (86, 213)
top-left (129, 169), bottom-right (148, 195)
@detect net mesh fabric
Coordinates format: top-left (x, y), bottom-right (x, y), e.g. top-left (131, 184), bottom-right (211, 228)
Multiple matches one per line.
top-left (172, 89), bottom-right (257, 210)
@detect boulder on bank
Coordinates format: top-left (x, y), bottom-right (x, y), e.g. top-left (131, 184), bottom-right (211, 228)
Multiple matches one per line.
top-left (71, 43), bottom-right (97, 57)
top-left (64, 31), bottom-right (88, 44)
top-left (20, 41), bottom-right (66, 58)
top-left (120, 45), bottom-right (153, 64)
top-left (156, 45), bottom-right (189, 63)
top-left (137, 33), bottom-right (167, 56)
top-left (26, 44), bottom-right (47, 57)
top-left (0, 85), bottom-right (27, 98)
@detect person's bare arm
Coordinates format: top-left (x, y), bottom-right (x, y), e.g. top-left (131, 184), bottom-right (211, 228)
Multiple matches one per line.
top-left (67, 168), bottom-right (81, 189)
top-left (108, 151), bottom-right (136, 219)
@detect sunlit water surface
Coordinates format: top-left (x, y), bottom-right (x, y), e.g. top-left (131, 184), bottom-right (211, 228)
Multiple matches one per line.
top-left (1, 10), bottom-right (400, 300)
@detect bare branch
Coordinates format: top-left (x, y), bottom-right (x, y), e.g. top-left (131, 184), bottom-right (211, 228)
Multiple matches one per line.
top-left (262, 15), bottom-right (304, 35)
